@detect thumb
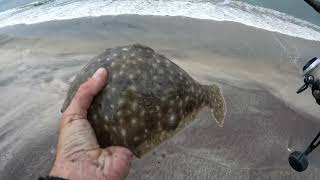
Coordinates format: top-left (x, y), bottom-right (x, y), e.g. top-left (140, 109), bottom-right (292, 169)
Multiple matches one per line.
top-left (62, 68), bottom-right (108, 124)
top-left (56, 68), bottom-right (108, 158)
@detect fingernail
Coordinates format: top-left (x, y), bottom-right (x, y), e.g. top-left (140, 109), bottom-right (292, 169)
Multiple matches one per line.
top-left (93, 68), bottom-right (106, 79)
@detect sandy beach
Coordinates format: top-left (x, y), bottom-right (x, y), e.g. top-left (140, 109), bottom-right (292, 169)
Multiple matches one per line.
top-left (1, 15), bottom-right (320, 179)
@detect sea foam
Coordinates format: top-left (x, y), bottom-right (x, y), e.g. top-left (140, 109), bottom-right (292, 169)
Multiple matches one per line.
top-left (0, 0), bottom-right (320, 41)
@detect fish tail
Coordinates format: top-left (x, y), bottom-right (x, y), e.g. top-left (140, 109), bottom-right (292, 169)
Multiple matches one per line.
top-left (205, 83), bottom-right (227, 127)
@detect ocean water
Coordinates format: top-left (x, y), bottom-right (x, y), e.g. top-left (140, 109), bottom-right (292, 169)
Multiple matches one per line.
top-left (0, 0), bottom-right (320, 41)
top-left (0, 0), bottom-right (34, 12)
top-left (238, 0), bottom-right (320, 26)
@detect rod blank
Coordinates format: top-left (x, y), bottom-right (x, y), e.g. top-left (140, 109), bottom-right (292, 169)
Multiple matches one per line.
top-left (305, 0), bottom-right (320, 13)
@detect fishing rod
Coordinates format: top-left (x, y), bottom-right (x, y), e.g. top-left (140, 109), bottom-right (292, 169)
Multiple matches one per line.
top-left (289, 58), bottom-right (320, 172)
top-left (288, 1), bottom-right (320, 172)
top-left (305, 0), bottom-right (320, 14)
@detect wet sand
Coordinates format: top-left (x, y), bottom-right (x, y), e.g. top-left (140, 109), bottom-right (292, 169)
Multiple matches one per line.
top-left (1, 15), bottom-right (320, 179)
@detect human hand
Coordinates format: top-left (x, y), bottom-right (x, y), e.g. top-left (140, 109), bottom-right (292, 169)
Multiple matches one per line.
top-left (50, 68), bottom-right (133, 180)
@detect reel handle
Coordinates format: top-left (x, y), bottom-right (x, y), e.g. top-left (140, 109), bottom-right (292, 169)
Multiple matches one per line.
top-left (305, 131), bottom-right (320, 156)
top-left (296, 75), bottom-right (315, 94)
top-left (297, 84), bottom-right (308, 94)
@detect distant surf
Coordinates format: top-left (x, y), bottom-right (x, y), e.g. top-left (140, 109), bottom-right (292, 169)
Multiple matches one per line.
top-left (1, 0), bottom-right (320, 41)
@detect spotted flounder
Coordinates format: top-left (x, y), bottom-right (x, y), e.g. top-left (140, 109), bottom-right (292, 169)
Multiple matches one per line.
top-left (62, 44), bottom-right (226, 157)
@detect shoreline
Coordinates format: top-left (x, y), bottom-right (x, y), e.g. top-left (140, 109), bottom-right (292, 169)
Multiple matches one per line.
top-left (0, 0), bottom-right (319, 41)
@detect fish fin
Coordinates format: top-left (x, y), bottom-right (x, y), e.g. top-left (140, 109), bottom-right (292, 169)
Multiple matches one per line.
top-left (207, 83), bottom-right (227, 127)
top-left (132, 149), bottom-right (142, 159)
top-left (61, 92), bottom-right (74, 113)
top-left (61, 100), bottom-right (69, 113)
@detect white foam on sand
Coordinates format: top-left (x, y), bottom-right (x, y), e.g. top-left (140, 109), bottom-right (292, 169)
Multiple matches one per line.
top-left (0, 0), bottom-right (320, 41)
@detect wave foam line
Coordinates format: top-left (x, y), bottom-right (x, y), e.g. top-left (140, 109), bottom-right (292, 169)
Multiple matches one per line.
top-left (0, 0), bottom-right (320, 41)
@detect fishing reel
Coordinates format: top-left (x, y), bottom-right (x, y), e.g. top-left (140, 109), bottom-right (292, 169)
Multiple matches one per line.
top-left (289, 57), bottom-right (320, 172)
top-left (297, 57), bottom-right (320, 105)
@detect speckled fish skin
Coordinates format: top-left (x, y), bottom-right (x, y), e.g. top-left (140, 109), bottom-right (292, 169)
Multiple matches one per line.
top-left (62, 44), bottom-right (226, 157)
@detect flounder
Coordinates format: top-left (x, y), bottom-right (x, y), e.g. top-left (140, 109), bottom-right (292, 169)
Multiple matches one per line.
top-left (62, 44), bottom-right (226, 157)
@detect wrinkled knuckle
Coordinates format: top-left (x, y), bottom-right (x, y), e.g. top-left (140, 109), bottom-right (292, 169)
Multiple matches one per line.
top-left (61, 113), bottom-right (85, 126)
top-left (74, 84), bottom-right (91, 101)
top-left (73, 91), bottom-right (86, 103)
top-left (79, 82), bottom-right (91, 93)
